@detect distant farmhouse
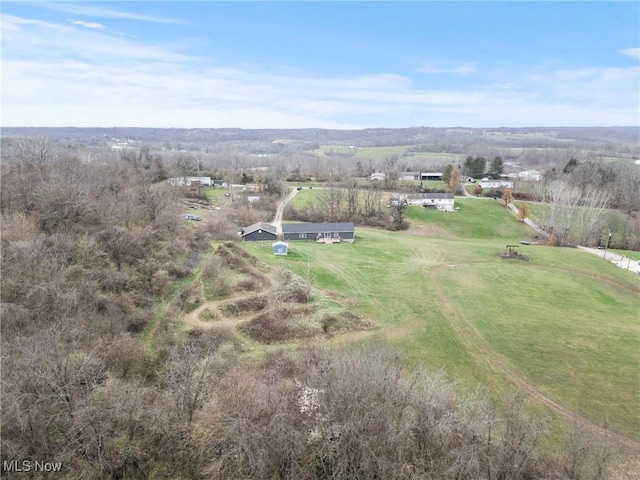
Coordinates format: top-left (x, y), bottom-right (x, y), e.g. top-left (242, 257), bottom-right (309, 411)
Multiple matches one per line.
top-left (240, 222), bottom-right (277, 242)
top-left (400, 172), bottom-right (421, 181)
top-left (421, 172), bottom-right (443, 181)
top-left (409, 193), bottom-right (455, 211)
top-left (399, 172), bottom-right (443, 181)
top-left (282, 222), bottom-right (355, 243)
top-left (478, 178), bottom-right (515, 189)
top-left (167, 176), bottom-right (212, 187)
top-left (393, 193), bottom-right (455, 211)
top-left (518, 170), bottom-right (542, 181)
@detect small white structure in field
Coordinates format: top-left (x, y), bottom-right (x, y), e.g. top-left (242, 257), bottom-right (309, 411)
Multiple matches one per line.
top-left (370, 172), bottom-right (386, 181)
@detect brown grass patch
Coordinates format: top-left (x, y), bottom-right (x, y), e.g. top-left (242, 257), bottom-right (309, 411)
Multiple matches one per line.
top-left (239, 306), bottom-right (317, 343)
top-left (320, 311), bottom-right (378, 335)
top-left (221, 296), bottom-right (269, 317)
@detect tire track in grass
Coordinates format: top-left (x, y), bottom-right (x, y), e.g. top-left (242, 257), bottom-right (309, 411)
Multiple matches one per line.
top-left (430, 264), bottom-right (640, 453)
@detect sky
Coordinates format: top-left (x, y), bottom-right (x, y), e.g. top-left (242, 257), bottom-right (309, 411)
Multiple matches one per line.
top-left (1, 1), bottom-right (639, 129)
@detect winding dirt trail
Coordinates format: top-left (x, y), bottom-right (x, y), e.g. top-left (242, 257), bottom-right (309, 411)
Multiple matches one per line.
top-left (183, 272), bottom-right (275, 329)
top-left (430, 263), bottom-right (640, 453)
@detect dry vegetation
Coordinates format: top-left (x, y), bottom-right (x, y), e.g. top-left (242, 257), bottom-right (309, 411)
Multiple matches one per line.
top-left (0, 139), bottom-right (632, 479)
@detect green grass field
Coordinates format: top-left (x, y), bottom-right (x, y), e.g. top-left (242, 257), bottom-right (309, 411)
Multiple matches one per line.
top-left (247, 197), bottom-right (640, 439)
top-left (315, 145), bottom-right (463, 165)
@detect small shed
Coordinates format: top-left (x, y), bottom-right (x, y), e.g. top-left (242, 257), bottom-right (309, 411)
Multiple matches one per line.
top-left (272, 241), bottom-right (289, 256)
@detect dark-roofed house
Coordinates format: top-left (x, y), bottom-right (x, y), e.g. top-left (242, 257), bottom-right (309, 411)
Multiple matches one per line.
top-left (240, 222), bottom-right (277, 242)
top-left (282, 222), bottom-right (355, 243)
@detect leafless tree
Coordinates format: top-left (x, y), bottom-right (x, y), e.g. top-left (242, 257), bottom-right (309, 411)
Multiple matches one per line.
top-left (344, 177), bottom-right (360, 218)
top-left (318, 182), bottom-right (344, 220)
top-left (360, 182), bottom-right (382, 217)
top-left (577, 188), bottom-right (611, 245)
top-left (537, 180), bottom-right (582, 245)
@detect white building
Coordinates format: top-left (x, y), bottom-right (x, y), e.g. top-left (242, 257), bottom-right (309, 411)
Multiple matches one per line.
top-left (167, 176), bottom-right (212, 187)
top-left (370, 172), bottom-right (386, 181)
top-left (394, 193), bottom-right (456, 211)
top-left (518, 170), bottom-right (542, 181)
top-left (479, 178), bottom-right (515, 189)
top-left (400, 172), bottom-right (421, 181)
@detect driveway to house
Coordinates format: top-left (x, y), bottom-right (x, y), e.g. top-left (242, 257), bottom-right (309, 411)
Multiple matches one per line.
top-left (577, 246), bottom-right (640, 274)
top-left (461, 187), bottom-right (639, 275)
top-left (273, 188), bottom-right (300, 236)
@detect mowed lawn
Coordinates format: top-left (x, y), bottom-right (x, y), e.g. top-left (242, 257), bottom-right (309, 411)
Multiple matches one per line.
top-left (247, 197), bottom-right (640, 439)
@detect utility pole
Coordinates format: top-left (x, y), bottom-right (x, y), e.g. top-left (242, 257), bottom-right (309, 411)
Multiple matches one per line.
top-left (603, 229), bottom-right (612, 260)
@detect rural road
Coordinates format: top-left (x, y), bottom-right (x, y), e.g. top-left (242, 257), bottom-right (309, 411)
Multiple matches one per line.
top-left (461, 186), bottom-right (639, 275)
top-left (273, 188), bottom-right (300, 236)
top-left (577, 246), bottom-right (640, 274)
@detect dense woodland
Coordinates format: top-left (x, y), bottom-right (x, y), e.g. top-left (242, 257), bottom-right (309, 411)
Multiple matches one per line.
top-left (1, 129), bottom-right (638, 478)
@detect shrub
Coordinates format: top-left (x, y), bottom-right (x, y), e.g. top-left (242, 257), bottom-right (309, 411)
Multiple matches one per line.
top-left (239, 306), bottom-right (316, 343)
top-left (221, 296), bottom-right (268, 317)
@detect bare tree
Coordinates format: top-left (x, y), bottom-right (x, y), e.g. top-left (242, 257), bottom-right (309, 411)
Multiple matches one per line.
top-left (577, 188), bottom-right (611, 245)
top-left (318, 182), bottom-right (344, 220)
top-left (361, 182), bottom-right (382, 217)
top-left (344, 177), bottom-right (360, 219)
top-left (389, 194), bottom-right (408, 230)
top-left (537, 180), bottom-right (582, 245)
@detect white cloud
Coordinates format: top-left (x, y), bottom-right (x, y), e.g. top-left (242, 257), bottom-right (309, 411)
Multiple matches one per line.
top-left (420, 63), bottom-right (476, 75)
top-left (619, 48), bottom-right (640, 61)
top-left (37, 3), bottom-right (181, 25)
top-left (1, 13), bottom-right (637, 128)
top-left (72, 20), bottom-right (106, 30)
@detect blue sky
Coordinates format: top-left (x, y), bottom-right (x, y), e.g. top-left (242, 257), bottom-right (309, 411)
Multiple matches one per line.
top-left (2, 1), bottom-right (639, 128)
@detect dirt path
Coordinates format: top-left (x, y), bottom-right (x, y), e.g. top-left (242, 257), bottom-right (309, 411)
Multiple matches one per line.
top-left (430, 264), bottom-right (640, 453)
top-left (273, 188), bottom-right (299, 236)
top-left (182, 266), bottom-right (284, 331)
top-left (474, 194), bottom-right (638, 276)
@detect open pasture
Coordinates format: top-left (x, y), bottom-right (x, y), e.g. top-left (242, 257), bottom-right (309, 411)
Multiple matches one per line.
top-left (315, 144), bottom-right (462, 165)
top-left (248, 197), bottom-right (640, 439)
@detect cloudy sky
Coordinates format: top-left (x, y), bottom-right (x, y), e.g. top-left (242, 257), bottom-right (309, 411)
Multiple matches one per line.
top-left (2, 1), bottom-right (639, 129)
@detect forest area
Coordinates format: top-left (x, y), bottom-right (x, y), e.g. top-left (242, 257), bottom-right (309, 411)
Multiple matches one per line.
top-left (1, 131), bottom-right (638, 479)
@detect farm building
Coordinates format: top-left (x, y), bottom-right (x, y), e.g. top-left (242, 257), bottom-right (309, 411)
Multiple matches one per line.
top-left (370, 172), bottom-right (386, 181)
top-left (282, 222), bottom-right (355, 243)
top-left (240, 222), bottom-right (277, 242)
top-left (167, 176), bottom-right (212, 187)
top-left (393, 193), bottom-right (455, 211)
top-left (400, 172), bottom-right (421, 181)
top-left (272, 241), bottom-right (289, 255)
top-left (408, 193), bottom-right (455, 211)
top-left (478, 178), bottom-right (515, 189)
top-left (420, 172), bottom-right (443, 181)
top-left (518, 170), bottom-right (542, 181)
